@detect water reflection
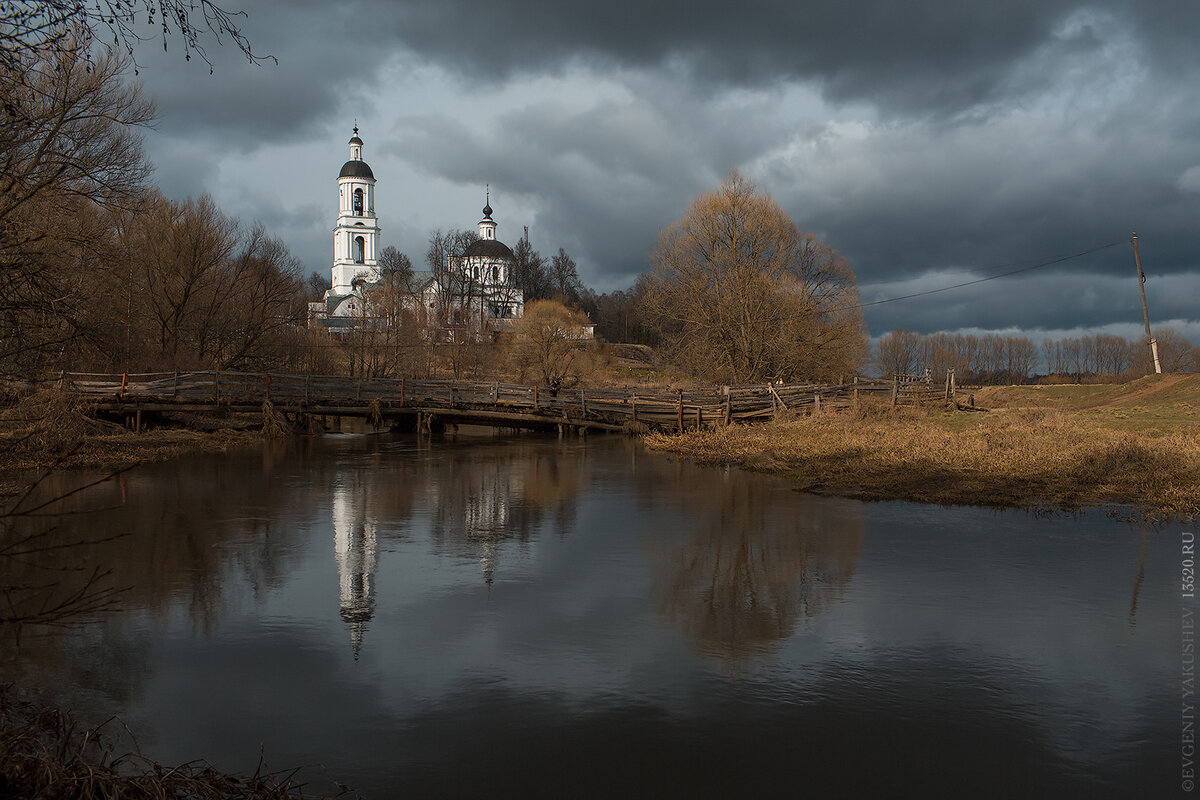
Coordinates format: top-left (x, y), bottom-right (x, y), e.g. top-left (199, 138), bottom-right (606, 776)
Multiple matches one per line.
top-left (332, 477), bottom-right (377, 658)
top-left (424, 442), bottom-right (585, 587)
top-left (645, 463), bottom-right (863, 664)
top-left (0, 433), bottom-right (1184, 799)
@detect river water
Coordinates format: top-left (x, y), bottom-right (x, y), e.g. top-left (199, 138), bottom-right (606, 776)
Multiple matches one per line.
top-left (0, 431), bottom-right (1188, 797)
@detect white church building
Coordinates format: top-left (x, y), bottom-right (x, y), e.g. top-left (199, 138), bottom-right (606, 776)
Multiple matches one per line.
top-left (310, 126), bottom-right (524, 333)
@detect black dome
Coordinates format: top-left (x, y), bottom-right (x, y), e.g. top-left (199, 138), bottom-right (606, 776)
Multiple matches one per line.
top-left (464, 239), bottom-right (514, 259)
top-left (349, 135), bottom-right (363, 145)
top-left (339, 160), bottom-right (374, 179)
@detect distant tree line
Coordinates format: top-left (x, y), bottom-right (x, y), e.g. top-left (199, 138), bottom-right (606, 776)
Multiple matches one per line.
top-left (876, 328), bottom-right (1198, 384)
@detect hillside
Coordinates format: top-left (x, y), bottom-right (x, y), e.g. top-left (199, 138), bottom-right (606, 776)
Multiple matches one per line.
top-left (974, 374), bottom-right (1200, 430)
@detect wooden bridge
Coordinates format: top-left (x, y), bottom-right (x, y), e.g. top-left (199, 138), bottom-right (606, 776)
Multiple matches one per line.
top-left (49, 371), bottom-right (948, 434)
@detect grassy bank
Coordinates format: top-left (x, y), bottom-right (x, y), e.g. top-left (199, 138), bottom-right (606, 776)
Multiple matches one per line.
top-left (0, 685), bottom-right (318, 799)
top-left (0, 388), bottom-right (265, 501)
top-left (646, 374), bottom-right (1200, 518)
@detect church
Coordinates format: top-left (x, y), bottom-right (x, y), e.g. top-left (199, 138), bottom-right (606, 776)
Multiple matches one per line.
top-left (309, 126), bottom-right (525, 333)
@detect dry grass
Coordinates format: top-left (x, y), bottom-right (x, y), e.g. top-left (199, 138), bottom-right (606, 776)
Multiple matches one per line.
top-left (0, 388), bottom-right (116, 457)
top-left (261, 400), bottom-right (293, 439)
top-left (0, 389), bottom-right (265, 482)
top-left (646, 401), bottom-right (1200, 518)
top-left (0, 685), bottom-right (343, 799)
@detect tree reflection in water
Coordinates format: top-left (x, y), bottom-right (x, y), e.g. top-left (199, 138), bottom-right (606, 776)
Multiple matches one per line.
top-left (645, 463), bottom-right (863, 667)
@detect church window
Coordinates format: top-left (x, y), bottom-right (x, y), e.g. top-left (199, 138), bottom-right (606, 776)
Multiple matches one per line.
top-left (354, 236), bottom-right (365, 264)
top-left (353, 188), bottom-right (363, 216)
top-left (491, 265), bottom-right (498, 282)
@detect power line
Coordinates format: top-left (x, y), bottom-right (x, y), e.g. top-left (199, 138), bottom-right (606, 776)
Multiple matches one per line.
top-left (854, 239), bottom-right (1127, 310)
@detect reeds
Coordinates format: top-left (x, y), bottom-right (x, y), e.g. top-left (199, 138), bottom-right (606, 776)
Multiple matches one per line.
top-left (0, 685), bottom-right (338, 798)
top-left (261, 400), bottom-right (292, 439)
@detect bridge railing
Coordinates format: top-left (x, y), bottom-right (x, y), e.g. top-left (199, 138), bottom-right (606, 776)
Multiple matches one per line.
top-left (37, 371), bottom-right (946, 430)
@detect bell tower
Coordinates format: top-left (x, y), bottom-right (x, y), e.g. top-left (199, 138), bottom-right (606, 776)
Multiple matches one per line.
top-left (332, 125), bottom-right (381, 295)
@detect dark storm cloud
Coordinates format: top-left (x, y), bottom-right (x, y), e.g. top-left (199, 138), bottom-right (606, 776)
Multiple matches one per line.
top-left (128, 0), bottom-right (1198, 338)
top-left (384, 0), bottom-right (1199, 112)
top-left (132, 0), bottom-right (390, 145)
top-left (859, 270), bottom-right (1187, 335)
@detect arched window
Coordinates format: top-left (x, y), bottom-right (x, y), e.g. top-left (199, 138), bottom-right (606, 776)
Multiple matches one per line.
top-left (354, 236), bottom-right (365, 264)
top-left (491, 265), bottom-right (499, 282)
top-left (353, 188), bottom-right (363, 216)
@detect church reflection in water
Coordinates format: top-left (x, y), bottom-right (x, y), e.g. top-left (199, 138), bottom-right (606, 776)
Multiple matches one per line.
top-left (332, 479), bottom-right (378, 659)
top-left (426, 447), bottom-right (584, 588)
top-left (326, 439), bottom-right (862, 666)
top-left (328, 444), bottom-right (586, 655)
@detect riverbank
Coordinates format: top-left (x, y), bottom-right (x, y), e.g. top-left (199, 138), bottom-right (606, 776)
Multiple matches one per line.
top-left (0, 386), bottom-right (265, 501)
top-left (0, 685), bottom-right (312, 799)
top-left (646, 375), bottom-right (1200, 518)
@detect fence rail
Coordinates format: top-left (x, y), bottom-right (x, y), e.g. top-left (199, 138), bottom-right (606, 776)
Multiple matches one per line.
top-left (31, 371), bottom-right (950, 432)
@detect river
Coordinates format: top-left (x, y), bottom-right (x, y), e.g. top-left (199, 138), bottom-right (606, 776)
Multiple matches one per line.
top-left (0, 430), bottom-right (1187, 797)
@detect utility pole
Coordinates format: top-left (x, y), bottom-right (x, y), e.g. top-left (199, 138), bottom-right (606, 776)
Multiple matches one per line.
top-left (1131, 232), bottom-right (1162, 374)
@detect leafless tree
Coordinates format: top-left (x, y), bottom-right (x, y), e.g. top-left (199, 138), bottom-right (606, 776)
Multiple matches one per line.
top-left (0, 42), bottom-right (153, 372)
top-left (645, 171), bottom-right (867, 384)
top-left (511, 226), bottom-right (550, 301)
top-left (0, 0), bottom-right (271, 73)
top-left (549, 247), bottom-right (585, 309)
top-left (875, 329), bottom-right (921, 378)
top-left (378, 245), bottom-right (413, 290)
top-left (504, 299), bottom-right (594, 385)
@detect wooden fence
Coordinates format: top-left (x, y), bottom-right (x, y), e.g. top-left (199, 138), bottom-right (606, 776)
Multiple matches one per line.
top-left (38, 371), bottom-right (950, 433)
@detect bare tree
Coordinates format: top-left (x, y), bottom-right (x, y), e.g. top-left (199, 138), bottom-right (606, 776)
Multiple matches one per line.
top-left (0, 1), bottom-right (271, 73)
top-left (424, 228), bottom-right (481, 339)
top-left (644, 171), bottom-right (866, 384)
top-left (549, 247), bottom-right (586, 309)
top-left (378, 245), bottom-right (413, 290)
top-left (504, 299), bottom-right (594, 385)
top-left (511, 226), bottom-right (549, 301)
top-left (0, 42), bottom-right (153, 372)
top-left (875, 329), bottom-right (921, 378)
top-left (306, 270), bottom-right (331, 300)
top-left (1130, 328), bottom-right (1197, 374)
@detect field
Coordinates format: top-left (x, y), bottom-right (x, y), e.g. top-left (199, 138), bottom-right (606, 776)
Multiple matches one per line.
top-left (647, 374), bottom-right (1200, 518)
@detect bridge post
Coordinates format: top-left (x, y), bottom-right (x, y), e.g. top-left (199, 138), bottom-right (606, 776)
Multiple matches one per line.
top-left (400, 377), bottom-right (405, 407)
top-left (172, 371), bottom-right (178, 397)
top-left (533, 385), bottom-right (539, 411)
top-left (722, 386), bottom-right (730, 425)
top-left (631, 396), bottom-right (638, 423)
top-left (265, 374), bottom-right (271, 401)
top-left (677, 388), bottom-right (683, 432)
top-left (214, 372), bottom-right (220, 403)
top-left (580, 390), bottom-right (587, 415)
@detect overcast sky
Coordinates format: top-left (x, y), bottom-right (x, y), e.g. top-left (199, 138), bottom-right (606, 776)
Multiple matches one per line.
top-left (128, 0), bottom-right (1198, 341)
